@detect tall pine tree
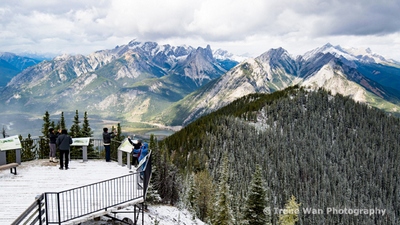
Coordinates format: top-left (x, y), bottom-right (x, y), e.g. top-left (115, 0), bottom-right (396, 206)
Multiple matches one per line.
top-left (81, 111), bottom-right (93, 137)
top-left (69, 110), bottom-right (81, 137)
top-left (42, 111), bottom-right (51, 137)
top-left (242, 164), bottom-right (271, 225)
top-left (60, 112), bottom-right (66, 130)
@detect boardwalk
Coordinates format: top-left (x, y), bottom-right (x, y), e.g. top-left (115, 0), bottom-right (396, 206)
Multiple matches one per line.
top-left (0, 159), bottom-right (132, 225)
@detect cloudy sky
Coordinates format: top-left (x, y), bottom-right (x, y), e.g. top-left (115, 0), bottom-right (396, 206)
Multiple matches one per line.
top-left (1, 0), bottom-right (400, 60)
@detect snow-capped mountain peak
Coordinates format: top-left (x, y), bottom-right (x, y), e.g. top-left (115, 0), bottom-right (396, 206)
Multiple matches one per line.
top-left (302, 43), bottom-right (399, 66)
top-left (212, 48), bottom-right (249, 62)
top-left (302, 43), bottom-right (357, 61)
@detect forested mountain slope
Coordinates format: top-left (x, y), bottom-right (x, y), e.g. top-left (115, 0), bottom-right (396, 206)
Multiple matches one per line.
top-left (159, 86), bottom-right (400, 224)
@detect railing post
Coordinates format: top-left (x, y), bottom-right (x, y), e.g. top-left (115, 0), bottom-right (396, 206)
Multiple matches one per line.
top-left (45, 194), bottom-right (49, 225)
top-left (57, 193), bottom-right (61, 225)
top-left (15, 149), bottom-right (21, 164)
top-left (0, 151), bottom-right (6, 165)
top-left (127, 152), bottom-right (131, 169)
top-left (118, 149), bottom-right (122, 166)
top-left (36, 195), bottom-right (43, 225)
top-left (82, 146), bottom-right (88, 162)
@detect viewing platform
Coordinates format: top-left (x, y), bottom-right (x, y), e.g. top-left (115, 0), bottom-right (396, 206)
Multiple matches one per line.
top-left (0, 159), bottom-right (147, 224)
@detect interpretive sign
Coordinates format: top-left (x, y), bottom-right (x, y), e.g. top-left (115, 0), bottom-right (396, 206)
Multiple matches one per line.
top-left (70, 137), bottom-right (90, 162)
top-left (0, 135), bottom-right (22, 151)
top-left (118, 138), bottom-right (134, 169)
top-left (118, 138), bottom-right (134, 153)
top-left (71, 137), bottom-right (90, 146)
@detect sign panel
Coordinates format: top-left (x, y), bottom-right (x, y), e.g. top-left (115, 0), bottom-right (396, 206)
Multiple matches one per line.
top-left (0, 135), bottom-right (22, 151)
top-left (71, 137), bottom-right (90, 146)
top-left (118, 138), bottom-right (133, 153)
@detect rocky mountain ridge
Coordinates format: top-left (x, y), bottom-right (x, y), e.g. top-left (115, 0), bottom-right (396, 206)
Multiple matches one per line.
top-left (158, 43), bottom-right (400, 126)
top-left (0, 52), bottom-right (42, 88)
top-left (1, 41), bottom-right (400, 136)
top-left (0, 40), bottom-right (240, 136)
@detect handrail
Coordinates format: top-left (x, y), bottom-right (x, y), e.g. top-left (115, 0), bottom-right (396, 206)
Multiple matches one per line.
top-left (45, 172), bottom-right (142, 224)
top-left (12, 152), bottom-right (152, 225)
top-left (11, 194), bottom-right (46, 225)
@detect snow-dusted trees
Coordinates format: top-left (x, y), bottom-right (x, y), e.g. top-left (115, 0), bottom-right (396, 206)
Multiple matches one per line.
top-left (211, 153), bottom-right (234, 225)
top-left (161, 87), bottom-right (400, 224)
top-left (184, 169), bottom-right (215, 221)
top-left (194, 169), bottom-right (214, 221)
top-left (242, 164), bottom-right (271, 225)
top-left (152, 144), bottom-right (181, 205)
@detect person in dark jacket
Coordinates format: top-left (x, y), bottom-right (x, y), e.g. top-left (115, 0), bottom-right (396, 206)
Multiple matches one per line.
top-left (103, 127), bottom-right (116, 162)
top-left (48, 128), bottom-right (58, 163)
top-left (56, 129), bottom-right (73, 170)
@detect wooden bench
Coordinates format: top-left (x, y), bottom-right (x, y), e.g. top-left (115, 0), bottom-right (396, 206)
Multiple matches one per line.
top-left (0, 163), bottom-right (19, 175)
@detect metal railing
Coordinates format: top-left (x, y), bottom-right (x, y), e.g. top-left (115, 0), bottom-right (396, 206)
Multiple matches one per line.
top-left (14, 138), bottom-right (121, 162)
top-left (11, 194), bottom-right (46, 225)
top-left (12, 152), bottom-right (152, 225)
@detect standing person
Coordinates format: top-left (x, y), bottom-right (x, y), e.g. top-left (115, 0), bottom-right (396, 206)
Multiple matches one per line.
top-left (48, 128), bottom-right (58, 163)
top-left (56, 129), bottom-right (72, 170)
top-left (103, 127), bottom-right (116, 162)
top-left (128, 136), bottom-right (142, 166)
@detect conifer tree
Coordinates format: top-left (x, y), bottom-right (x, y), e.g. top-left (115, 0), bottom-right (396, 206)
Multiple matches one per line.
top-left (278, 195), bottom-right (300, 225)
top-left (81, 111), bottom-right (95, 157)
top-left (243, 164), bottom-right (271, 225)
top-left (41, 111), bottom-right (51, 158)
top-left (114, 123), bottom-right (123, 141)
top-left (69, 110), bottom-right (81, 137)
top-left (187, 172), bottom-right (197, 211)
top-left (110, 123), bottom-right (123, 160)
top-left (19, 134), bottom-right (36, 161)
top-left (144, 182), bottom-right (161, 204)
top-left (2, 126), bottom-right (6, 138)
top-left (81, 111), bottom-right (93, 137)
top-left (154, 145), bottom-right (180, 205)
top-left (212, 153), bottom-right (234, 225)
top-left (60, 112), bottom-right (66, 130)
top-left (194, 169), bottom-right (214, 221)
top-left (42, 111), bottom-right (51, 137)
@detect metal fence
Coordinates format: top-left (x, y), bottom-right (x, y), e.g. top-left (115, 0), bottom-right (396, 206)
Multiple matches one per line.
top-left (45, 172), bottom-right (142, 224)
top-left (10, 138), bottom-right (123, 162)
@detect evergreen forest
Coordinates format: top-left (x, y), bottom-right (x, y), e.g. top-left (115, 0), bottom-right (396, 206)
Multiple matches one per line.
top-left (152, 86), bottom-right (400, 224)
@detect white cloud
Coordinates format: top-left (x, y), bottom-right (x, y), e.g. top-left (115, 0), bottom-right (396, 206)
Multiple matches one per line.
top-left (0, 0), bottom-right (399, 60)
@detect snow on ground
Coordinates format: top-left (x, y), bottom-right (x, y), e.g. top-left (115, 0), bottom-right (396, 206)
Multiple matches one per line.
top-left (80, 205), bottom-right (206, 225)
top-left (0, 159), bottom-right (205, 225)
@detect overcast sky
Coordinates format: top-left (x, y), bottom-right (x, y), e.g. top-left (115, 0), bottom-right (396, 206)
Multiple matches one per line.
top-left (1, 0), bottom-right (400, 60)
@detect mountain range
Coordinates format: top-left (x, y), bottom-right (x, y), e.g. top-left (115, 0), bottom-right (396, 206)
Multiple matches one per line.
top-left (1, 41), bottom-right (400, 136)
top-left (158, 43), bottom-right (400, 126)
top-left (0, 52), bottom-right (42, 88)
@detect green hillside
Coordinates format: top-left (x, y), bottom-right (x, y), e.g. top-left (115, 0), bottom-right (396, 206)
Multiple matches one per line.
top-left (153, 86), bottom-right (400, 224)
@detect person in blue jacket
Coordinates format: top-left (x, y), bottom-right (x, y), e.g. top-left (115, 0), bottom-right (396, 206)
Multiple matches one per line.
top-left (138, 142), bottom-right (149, 168)
top-left (128, 137), bottom-right (142, 166)
top-left (137, 142), bottom-right (149, 179)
